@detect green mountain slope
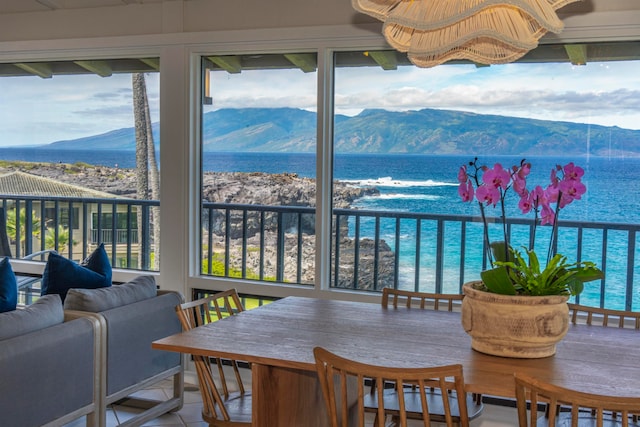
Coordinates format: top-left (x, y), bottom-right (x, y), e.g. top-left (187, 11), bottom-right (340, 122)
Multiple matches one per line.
top-left (45, 107), bottom-right (640, 156)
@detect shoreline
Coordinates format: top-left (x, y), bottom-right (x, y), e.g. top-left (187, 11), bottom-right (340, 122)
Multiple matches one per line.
top-left (0, 160), bottom-right (380, 206)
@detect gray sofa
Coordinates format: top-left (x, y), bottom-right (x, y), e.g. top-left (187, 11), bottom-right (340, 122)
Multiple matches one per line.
top-left (0, 294), bottom-right (102, 427)
top-left (64, 275), bottom-right (184, 427)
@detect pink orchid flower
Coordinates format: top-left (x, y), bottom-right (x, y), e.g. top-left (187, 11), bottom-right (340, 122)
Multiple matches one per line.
top-left (482, 163), bottom-right (511, 190)
top-left (512, 174), bottom-right (527, 196)
top-left (518, 191), bottom-right (533, 214)
top-left (558, 179), bottom-right (586, 208)
top-left (530, 185), bottom-right (546, 208)
top-left (563, 162), bottom-right (584, 181)
top-left (540, 203), bottom-right (556, 225)
top-left (517, 162), bottom-right (531, 179)
top-left (476, 184), bottom-right (501, 207)
top-left (545, 183), bottom-right (560, 204)
top-left (458, 165), bottom-right (468, 183)
top-left (550, 166), bottom-right (560, 187)
top-left (458, 181), bottom-right (474, 202)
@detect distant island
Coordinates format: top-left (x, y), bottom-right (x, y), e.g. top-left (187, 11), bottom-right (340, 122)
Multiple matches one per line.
top-left (42, 107), bottom-right (640, 157)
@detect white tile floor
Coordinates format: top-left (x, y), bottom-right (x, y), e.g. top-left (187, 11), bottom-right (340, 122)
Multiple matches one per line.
top-left (64, 378), bottom-right (520, 427)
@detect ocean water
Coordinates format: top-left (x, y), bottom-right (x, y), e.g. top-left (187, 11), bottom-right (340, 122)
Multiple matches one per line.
top-left (2, 148), bottom-right (639, 308)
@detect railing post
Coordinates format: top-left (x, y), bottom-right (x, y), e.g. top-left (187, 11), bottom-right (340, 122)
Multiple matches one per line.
top-left (276, 212), bottom-right (285, 283)
top-left (626, 229), bottom-right (636, 311)
top-left (353, 215), bottom-right (360, 289)
top-left (394, 217), bottom-right (400, 290)
top-left (241, 210), bottom-right (248, 278)
top-left (141, 204), bottom-right (150, 270)
top-left (435, 219), bottom-right (444, 294)
top-left (333, 214), bottom-right (341, 288)
top-left (414, 219), bottom-right (421, 292)
top-left (24, 200), bottom-right (33, 256)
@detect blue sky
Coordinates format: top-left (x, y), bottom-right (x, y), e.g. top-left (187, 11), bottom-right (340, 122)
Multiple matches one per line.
top-left (2, 59), bottom-right (640, 147)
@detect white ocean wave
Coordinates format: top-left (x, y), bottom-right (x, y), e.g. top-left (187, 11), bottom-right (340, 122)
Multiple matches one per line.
top-left (371, 193), bottom-right (443, 201)
top-left (341, 176), bottom-right (457, 188)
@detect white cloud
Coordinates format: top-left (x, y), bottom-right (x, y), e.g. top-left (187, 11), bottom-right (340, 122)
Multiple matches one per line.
top-left (0, 72), bottom-right (159, 146)
top-left (333, 60), bottom-right (640, 130)
top-left (1, 59), bottom-right (639, 147)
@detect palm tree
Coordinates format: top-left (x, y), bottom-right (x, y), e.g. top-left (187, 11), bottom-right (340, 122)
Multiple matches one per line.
top-left (132, 72), bottom-right (161, 269)
top-left (5, 208), bottom-right (41, 255)
top-left (45, 225), bottom-right (74, 253)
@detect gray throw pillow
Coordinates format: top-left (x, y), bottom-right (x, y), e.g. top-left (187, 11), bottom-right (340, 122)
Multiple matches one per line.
top-left (0, 294), bottom-right (64, 341)
top-left (63, 275), bottom-right (157, 312)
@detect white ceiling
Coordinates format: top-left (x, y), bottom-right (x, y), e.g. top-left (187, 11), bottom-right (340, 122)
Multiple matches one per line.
top-left (1, 0), bottom-right (640, 23)
top-left (1, 0), bottom-right (640, 15)
top-left (2, 0), bottom-right (640, 17)
top-left (0, 0), bottom-right (171, 14)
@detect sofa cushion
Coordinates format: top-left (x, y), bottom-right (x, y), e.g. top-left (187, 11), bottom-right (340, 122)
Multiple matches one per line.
top-left (41, 243), bottom-right (112, 302)
top-left (0, 294), bottom-right (64, 341)
top-left (64, 275), bottom-right (157, 312)
top-left (0, 257), bottom-right (17, 313)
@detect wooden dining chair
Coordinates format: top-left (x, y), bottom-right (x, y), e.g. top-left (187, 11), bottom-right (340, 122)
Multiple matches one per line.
top-left (568, 303), bottom-right (640, 329)
top-left (382, 287), bottom-right (465, 311)
top-left (375, 288), bottom-right (483, 425)
top-left (515, 372), bottom-right (640, 427)
top-left (566, 303), bottom-right (640, 423)
top-left (175, 289), bottom-right (251, 427)
top-left (314, 346), bottom-right (473, 427)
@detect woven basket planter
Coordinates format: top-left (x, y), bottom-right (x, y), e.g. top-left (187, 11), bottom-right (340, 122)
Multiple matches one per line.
top-left (461, 281), bottom-right (569, 358)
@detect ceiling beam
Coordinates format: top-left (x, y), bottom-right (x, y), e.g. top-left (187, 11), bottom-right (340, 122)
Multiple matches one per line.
top-left (565, 44), bottom-right (588, 65)
top-left (35, 0), bottom-right (61, 10)
top-left (207, 56), bottom-right (243, 74)
top-left (74, 60), bottom-right (113, 77)
top-left (367, 51), bottom-right (398, 70)
top-left (14, 63), bottom-right (53, 78)
top-left (139, 58), bottom-right (160, 71)
top-left (283, 53), bottom-right (317, 73)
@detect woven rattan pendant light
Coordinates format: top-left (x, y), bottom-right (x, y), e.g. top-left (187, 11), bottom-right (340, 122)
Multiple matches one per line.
top-left (352, 0), bottom-right (581, 67)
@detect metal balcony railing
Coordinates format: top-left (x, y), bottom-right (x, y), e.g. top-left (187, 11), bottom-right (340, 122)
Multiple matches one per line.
top-left (90, 229), bottom-right (139, 245)
top-left (2, 194), bottom-right (637, 311)
top-left (0, 195), bottom-right (156, 270)
top-left (202, 202), bottom-right (640, 311)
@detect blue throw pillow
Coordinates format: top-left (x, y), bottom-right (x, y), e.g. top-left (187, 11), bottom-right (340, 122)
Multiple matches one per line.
top-left (0, 257), bottom-right (17, 313)
top-left (41, 243), bottom-right (112, 302)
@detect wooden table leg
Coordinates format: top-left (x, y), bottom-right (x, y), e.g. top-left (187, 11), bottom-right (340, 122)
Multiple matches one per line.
top-left (252, 364), bottom-right (329, 427)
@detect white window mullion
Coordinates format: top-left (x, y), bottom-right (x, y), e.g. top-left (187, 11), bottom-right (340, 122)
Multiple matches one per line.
top-left (315, 47), bottom-right (335, 292)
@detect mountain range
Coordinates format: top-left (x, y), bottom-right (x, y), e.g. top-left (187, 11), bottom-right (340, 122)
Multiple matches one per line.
top-left (46, 107), bottom-right (640, 157)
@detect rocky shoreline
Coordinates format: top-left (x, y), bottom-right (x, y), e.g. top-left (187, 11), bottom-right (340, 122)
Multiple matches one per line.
top-left (0, 160), bottom-right (379, 205)
top-left (0, 160), bottom-right (397, 290)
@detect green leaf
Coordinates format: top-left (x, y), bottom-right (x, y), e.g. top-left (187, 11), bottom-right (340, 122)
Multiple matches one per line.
top-left (489, 241), bottom-right (511, 263)
top-left (567, 278), bottom-right (584, 296)
top-left (571, 263), bottom-right (605, 283)
top-left (481, 266), bottom-right (517, 295)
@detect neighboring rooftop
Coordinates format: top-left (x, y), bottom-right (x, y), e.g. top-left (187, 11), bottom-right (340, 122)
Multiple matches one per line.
top-left (0, 170), bottom-right (122, 199)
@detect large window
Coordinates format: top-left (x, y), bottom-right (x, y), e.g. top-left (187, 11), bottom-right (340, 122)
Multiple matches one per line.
top-left (0, 58), bottom-right (160, 270)
top-left (332, 45), bottom-right (640, 309)
top-left (199, 53), bottom-right (318, 285)
top-left (192, 42), bottom-right (640, 310)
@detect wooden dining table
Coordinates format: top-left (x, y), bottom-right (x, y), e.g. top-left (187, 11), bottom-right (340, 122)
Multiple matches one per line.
top-left (152, 296), bottom-right (640, 427)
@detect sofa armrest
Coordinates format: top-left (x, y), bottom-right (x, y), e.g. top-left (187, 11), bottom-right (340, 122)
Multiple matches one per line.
top-left (98, 291), bottom-right (183, 397)
top-left (0, 316), bottom-right (102, 427)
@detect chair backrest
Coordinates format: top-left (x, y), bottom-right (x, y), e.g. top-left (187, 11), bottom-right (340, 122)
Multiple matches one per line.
top-left (514, 373), bottom-right (640, 427)
top-left (0, 208), bottom-right (13, 258)
top-left (568, 303), bottom-right (640, 329)
top-left (314, 346), bottom-right (470, 427)
top-left (382, 288), bottom-right (464, 312)
top-left (175, 289), bottom-right (248, 424)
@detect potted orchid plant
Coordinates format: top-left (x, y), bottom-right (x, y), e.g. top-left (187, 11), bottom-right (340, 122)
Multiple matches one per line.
top-left (457, 157), bottom-right (604, 297)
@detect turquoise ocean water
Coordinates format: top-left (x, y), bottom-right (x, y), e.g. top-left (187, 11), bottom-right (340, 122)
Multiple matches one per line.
top-left (1, 148), bottom-right (638, 309)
